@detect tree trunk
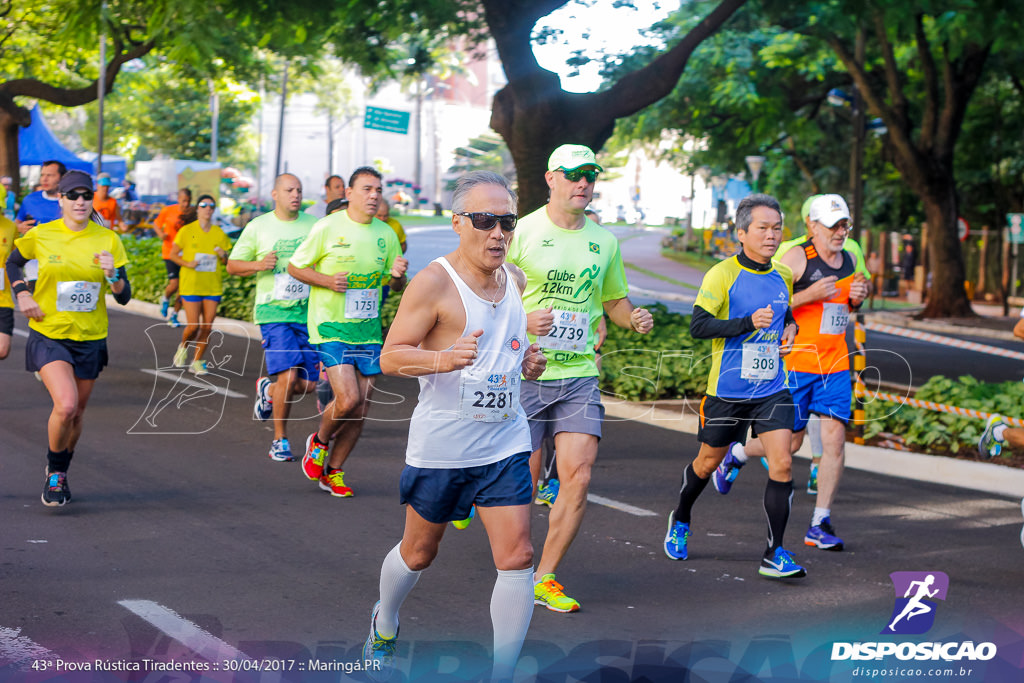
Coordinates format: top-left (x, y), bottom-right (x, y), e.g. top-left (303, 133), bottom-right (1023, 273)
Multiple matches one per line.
top-left (0, 114), bottom-right (20, 189)
top-left (491, 72), bottom-right (616, 213)
top-left (483, 0), bottom-right (746, 216)
top-left (919, 180), bottom-right (973, 318)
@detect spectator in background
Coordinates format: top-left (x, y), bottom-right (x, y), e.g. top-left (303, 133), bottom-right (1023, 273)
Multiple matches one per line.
top-left (92, 173), bottom-right (123, 232)
top-left (375, 199), bottom-right (408, 253)
top-left (1, 176), bottom-right (15, 219)
top-left (154, 189), bottom-right (192, 326)
top-left (306, 175), bottom-right (346, 219)
top-left (867, 251), bottom-right (884, 308)
top-left (898, 235), bottom-right (917, 299)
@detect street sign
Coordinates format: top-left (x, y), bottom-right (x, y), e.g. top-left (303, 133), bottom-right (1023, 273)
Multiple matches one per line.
top-left (364, 106), bottom-right (410, 134)
top-left (1008, 213), bottom-right (1024, 244)
top-left (958, 216), bottom-right (969, 242)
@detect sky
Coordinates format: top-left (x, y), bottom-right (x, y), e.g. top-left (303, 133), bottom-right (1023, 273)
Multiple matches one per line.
top-left (533, 0), bottom-right (682, 93)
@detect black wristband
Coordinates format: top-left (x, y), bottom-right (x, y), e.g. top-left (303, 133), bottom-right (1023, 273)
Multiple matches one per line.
top-left (12, 281), bottom-right (29, 296)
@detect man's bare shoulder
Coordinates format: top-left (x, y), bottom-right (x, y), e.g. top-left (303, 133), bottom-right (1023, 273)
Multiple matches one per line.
top-left (505, 262), bottom-right (527, 294)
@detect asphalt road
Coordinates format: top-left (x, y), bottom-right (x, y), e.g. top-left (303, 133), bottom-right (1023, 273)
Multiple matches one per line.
top-left (1, 309), bottom-right (1022, 682)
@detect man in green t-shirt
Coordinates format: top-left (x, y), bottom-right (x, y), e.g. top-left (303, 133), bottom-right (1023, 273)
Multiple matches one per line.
top-left (227, 173), bottom-right (320, 462)
top-left (288, 166), bottom-right (408, 497)
top-left (507, 144), bottom-right (654, 613)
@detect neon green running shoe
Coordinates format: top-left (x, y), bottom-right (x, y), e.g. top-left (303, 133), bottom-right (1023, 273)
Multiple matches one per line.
top-left (534, 573), bottom-right (580, 613)
top-left (451, 505), bottom-right (475, 530)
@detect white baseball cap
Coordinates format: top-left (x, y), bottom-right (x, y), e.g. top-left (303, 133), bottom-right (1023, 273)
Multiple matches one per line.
top-left (808, 194), bottom-right (851, 228)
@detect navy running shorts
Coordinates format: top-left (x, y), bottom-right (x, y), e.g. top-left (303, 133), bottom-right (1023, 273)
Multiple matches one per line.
top-left (400, 452), bottom-right (532, 524)
top-left (0, 307), bottom-right (13, 336)
top-left (26, 329), bottom-right (108, 380)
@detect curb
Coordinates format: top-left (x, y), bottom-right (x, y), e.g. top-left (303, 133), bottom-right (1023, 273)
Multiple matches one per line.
top-left (601, 397), bottom-right (1024, 500)
top-left (866, 311), bottom-right (1018, 342)
top-left (106, 295), bottom-right (262, 341)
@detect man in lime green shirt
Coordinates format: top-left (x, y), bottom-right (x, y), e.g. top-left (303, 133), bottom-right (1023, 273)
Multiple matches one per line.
top-left (288, 167), bottom-right (408, 497)
top-left (228, 173), bottom-right (320, 462)
top-left (507, 144), bottom-right (654, 612)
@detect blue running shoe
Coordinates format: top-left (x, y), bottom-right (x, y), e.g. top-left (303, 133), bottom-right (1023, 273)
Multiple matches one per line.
top-left (758, 547), bottom-right (806, 579)
top-left (664, 511), bottom-right (690, 560)
top-left (269, 438), bottom-right (294, 462)
top-left (804, 517), bottom-right (844, 550)
top-left (978, 415), bottom-right (1006, 459)
top-left (160, 297), bottom-right (170, 318)
top-left (362, 601), bottom-right (398, 682)
top-left (807, 463), bottom-right (819, 494)
top-left (535, 478), bottom-right (560, 507)
top-left (254, 377), bottom-right (273, 421)
top-left (712, 445), bottom-right (744, 495)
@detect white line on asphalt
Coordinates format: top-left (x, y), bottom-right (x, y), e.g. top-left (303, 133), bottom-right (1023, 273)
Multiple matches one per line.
top-left (13, 328), bottom-right (27, 338)
top-left (0, 626), bottom-right (59, 670)
top-left (139, 369), bottom-right (247, 399)
top-left (586, 493), bottom-right (658, 517)
top-left (118, 600), bottom-right (250, 663)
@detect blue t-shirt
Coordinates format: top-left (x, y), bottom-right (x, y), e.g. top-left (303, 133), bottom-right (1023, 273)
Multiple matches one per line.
top-left (16, 191), bottom-right (61, 224)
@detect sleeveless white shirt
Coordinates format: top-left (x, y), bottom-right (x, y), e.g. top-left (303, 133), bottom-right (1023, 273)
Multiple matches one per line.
top-left (404, 257), bottom-right (532, 468)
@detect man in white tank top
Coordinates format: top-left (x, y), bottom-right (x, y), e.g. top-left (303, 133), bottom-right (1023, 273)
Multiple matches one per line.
top-left (362, 172), bottom-right (547, 683)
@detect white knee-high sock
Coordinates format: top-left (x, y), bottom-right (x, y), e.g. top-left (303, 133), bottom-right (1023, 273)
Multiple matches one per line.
top-left (377, 543), bottom-right (421, 639)
top-left (490, 566), bottom-right (534, 682)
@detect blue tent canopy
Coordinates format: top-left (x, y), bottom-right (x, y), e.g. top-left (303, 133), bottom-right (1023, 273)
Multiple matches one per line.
top-left (17, 105), bottom-right (92, 173)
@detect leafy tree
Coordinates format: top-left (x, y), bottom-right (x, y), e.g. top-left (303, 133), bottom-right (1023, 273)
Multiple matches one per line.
top-left (76, 60), bottom-right (259, 163)
top-left (0, 0), bottom-right (328, 186)
top-left (604, 5), bottom-right (920, 236)
top-left (315, 0), bottom-right (746, 213)
top-left (768, 0), bottom-right (1021, 318)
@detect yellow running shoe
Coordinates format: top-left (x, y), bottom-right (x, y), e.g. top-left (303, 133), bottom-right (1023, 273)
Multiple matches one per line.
top-left (534, 573), bottom-right (580, 612)
top-left (451, 505), bottom-right (475, 530)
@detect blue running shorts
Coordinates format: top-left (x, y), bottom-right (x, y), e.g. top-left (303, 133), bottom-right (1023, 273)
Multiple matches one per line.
top-left (400, 452), bottom-right (532, 524)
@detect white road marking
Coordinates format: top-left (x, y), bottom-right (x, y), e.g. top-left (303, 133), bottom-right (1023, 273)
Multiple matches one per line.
top-left (586, 493), bottom-right (658, 517)
top-left (0, 626), bottom-right (58, 670)
top-left (118, 600), bottom-right (250, 663)
top-left (13, 328), bottom-right (27, 338)
top-left (140, 369), bottom-right (247, 399)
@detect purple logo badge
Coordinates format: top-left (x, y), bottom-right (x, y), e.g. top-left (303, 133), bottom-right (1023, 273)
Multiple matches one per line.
top-left (882, 571), bottom-right (949, 635)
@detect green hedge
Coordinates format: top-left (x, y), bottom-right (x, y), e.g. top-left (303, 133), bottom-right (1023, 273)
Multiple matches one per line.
top-left (123, 235), bottom-right (257, 322)
top-left (598, 303), bottom-right (711, 401)
top-left (863, 374), bottom-right (1023, 454)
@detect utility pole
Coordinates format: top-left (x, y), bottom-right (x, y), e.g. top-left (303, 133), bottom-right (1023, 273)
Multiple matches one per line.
top-left (274, 61), bottom-right (288, 178)
top-left (96, 0), bottom-right (107, 174)
top-left (209, 79), bottom-right (219, 163)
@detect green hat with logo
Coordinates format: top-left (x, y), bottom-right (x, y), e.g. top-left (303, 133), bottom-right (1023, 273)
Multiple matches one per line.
top-left (548, 144), bottom-right (603, 173)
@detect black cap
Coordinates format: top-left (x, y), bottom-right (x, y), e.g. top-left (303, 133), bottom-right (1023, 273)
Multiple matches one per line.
top-left (326, 198), bottom-right (349, 215)
top-left (57, 170), bottom-right (94, 194)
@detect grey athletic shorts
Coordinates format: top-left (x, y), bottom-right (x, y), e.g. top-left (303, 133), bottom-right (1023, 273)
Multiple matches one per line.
top-left (519, 375), bottom-right (604, 451)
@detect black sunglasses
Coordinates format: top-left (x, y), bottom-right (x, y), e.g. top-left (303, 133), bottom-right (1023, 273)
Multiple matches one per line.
top-left (455, 211), bottom-right (517, 232)
top-left (63, 189), bottom-right (94, 201)
top-left (197, 202), bottom-right (216, 208)
top-left (559, 168), bottom-right (598, 183)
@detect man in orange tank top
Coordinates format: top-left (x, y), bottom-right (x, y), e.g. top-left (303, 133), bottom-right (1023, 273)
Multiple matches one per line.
top-left (712, 194), bottom-right (869, 552)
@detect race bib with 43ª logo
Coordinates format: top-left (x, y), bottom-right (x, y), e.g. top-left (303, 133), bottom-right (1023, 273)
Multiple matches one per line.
top-left (459, 369), bottom-right (521, 422)
top-left (56, 280), bottom-right (100, 313)
top-left (537, 309), bottom-right (589, 352)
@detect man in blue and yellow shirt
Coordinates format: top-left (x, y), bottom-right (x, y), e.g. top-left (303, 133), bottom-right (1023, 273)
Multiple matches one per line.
top-left (664, 193), bottom-right (807, 580)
